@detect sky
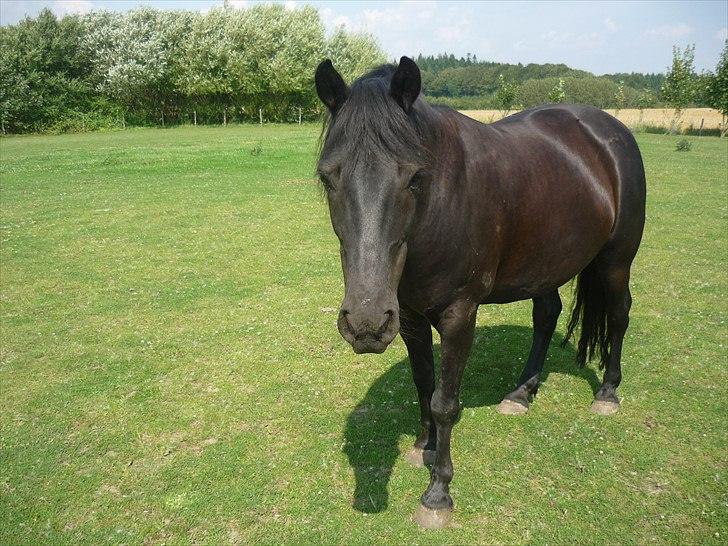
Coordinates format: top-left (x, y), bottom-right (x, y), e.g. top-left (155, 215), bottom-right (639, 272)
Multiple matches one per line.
top-left (1, 0), bottom-right (726, 75)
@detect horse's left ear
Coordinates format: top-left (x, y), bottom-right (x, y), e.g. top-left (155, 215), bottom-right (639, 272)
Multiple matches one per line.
top-left (390, 56), bottom-right (421, 113)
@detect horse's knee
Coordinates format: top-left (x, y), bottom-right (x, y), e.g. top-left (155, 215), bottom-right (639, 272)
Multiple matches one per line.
top-left (430, 390), bottom-right (459, 425)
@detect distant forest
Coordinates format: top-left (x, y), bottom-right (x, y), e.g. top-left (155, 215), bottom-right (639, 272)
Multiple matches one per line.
top-left (415, 52), bottom-right (682, 109)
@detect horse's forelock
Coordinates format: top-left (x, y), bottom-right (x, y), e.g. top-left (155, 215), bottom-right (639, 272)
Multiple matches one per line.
top-left (319, 65), bottom-right (429, 168)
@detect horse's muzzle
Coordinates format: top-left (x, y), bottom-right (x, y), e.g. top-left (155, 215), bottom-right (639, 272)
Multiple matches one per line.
top-left (337, 306), bottom-right (399, 354)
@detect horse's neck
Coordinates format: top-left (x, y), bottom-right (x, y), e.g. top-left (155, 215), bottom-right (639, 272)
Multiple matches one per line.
top-left (425, 109), bottom-right (470, 205)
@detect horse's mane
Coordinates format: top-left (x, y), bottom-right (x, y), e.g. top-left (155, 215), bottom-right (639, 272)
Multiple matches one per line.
top-left (318, 64), bottom-right (432, 168)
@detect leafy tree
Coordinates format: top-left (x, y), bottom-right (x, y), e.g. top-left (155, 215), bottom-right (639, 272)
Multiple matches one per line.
top-left (548, 78), bottom-right (566, 103)
top-left (706, 40), bottom-right (728, 136)
top-left (661, 44), bottom-right (696, 132)
top-left (565, 77), bottom-right (618, 108)
top-left (494, 74), bottom-right (518, 114)
top-left (614, 80), bottom-right (626, 115)
top-left (0, 9), bottom-right (92, 132)
top-left (325, 27), bottom-right (386, 85)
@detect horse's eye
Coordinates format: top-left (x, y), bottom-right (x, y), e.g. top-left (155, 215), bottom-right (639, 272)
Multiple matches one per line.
top-left (408, 171), bottom-right (425, 193)
top-left (319, 173), bottom-right (335, 192)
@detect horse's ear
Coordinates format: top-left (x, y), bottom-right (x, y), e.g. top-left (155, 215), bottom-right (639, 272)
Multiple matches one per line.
top-left (315, 59), bottom-right (348, 115)
top-left (390, 56), bottom-right (421, 112)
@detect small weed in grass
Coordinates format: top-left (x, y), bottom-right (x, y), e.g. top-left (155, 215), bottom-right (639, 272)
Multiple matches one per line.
top-left (675, 138), bottom-right (692, 151)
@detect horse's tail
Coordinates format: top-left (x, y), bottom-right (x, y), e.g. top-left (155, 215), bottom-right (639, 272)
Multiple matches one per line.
top-left (561, 261), bottom-right (610, 369)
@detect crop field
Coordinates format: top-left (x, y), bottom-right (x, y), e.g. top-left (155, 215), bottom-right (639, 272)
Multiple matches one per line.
top-left (462, 107), bottom-right (724, 133)
top-left (1, 124), bottom-right (726, 544)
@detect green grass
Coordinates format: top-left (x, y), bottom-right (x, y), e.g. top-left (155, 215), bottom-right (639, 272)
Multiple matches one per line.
top-left (1, 125), bottom-right (726, 545)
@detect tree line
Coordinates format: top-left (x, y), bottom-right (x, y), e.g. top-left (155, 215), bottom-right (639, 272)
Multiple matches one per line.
top-left (0, 5), bottom-right (726, 134)
top-left (0, 5), bottom-right (385, 133)
top-left (417, 47), bottom-right (726, 114)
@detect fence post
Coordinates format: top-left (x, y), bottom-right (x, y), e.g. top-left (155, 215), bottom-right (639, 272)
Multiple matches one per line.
top-left (298, 107), bottom-right (302, 125)
top-left (223, 106), bottom-right (227, 126)
top-left (259, 108), bottom-right (263, 125)
top-left (699, 118), bottom-right (704, 137)
top-left (193, 110), bottom-right (197, 126)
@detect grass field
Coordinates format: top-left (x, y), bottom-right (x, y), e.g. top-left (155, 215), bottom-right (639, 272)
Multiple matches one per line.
top-left (462, 107), bottom-right (725, 134)
top-left (1, 124), bottom-right (727, 545)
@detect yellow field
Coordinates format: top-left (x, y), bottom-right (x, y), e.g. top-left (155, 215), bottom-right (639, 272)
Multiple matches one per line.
top-left (461, 107), bottom-right (725, 133)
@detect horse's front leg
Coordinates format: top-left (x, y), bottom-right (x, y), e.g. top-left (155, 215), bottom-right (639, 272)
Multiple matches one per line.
top-left (414, 300), bottom-right (477, 529)
top-left (400, 306), bottom-right (436, 467)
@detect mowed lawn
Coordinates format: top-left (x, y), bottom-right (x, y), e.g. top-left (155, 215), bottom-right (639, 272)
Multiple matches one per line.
top-left (1, 124), bottom-right (726, 545)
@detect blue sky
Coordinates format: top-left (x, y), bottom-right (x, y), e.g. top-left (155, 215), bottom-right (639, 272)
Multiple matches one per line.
top-left (1, 0), bottom-right (726, 74)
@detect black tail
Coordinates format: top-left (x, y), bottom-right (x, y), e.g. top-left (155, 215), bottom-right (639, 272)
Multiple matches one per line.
top-left (562, 262), bottom-right (610, 368)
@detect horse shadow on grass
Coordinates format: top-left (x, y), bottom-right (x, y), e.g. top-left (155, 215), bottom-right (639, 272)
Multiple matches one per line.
top-left (343, 324), bottom-right (601, 514)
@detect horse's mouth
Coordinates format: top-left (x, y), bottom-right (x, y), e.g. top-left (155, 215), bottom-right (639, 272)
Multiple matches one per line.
top-left (350, 334), bottom-right (392, 354)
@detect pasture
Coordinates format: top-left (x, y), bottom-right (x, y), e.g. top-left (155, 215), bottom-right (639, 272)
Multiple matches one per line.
top-left (1, 125), bottom-right (726, 544)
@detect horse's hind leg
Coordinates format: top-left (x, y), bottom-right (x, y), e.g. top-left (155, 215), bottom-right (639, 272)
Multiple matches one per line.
top-left (591, 263), bottom-right (632, 415)
top-left (400, 307), bottom-right (437, 467)
top-left (497, 290), bottom-right (562, 415)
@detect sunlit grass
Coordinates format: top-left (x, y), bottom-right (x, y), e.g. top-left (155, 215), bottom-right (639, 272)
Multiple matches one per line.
top-left (1, 125), bottom-right (726, 544)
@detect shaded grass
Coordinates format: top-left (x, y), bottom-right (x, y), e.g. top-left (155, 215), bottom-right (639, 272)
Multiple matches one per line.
top-left (1, 125), bottom-right (726, 544)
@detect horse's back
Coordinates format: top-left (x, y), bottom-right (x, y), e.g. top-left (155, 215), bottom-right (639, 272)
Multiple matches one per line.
top-left (492, 104), bottom-right (645, 250)
top-left (511, 105), bottom-right (646, 263)
top-left (455, 104), bottom-right (646, 301)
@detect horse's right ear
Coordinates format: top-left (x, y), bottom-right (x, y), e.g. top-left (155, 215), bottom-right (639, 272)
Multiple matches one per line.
top-left (315, 59), bottom-right (348, 115)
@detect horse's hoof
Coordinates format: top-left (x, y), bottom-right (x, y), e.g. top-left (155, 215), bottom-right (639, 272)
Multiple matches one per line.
top-left (591, 400), bottom-right (619, 415)
top-left (497, 399), bottom-right (528, 415)
top-left (413, 504), bottom-right (453, 529)
top-left (404, 447), bottom-right (436, 467)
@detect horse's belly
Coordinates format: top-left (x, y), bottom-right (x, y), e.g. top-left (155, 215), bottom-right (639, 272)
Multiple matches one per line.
top-left (483, 196), bottom-right (613, 304)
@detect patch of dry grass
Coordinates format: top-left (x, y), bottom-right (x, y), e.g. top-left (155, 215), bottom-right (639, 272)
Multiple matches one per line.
top-left (461, 107), bottom-right (725, 134)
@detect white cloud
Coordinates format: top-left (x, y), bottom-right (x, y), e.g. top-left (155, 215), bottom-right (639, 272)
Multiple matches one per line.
top-left (320, 1), bottom-right (438, 36)
top-left (52, 0), bottom-right (94, 17)
top-left (716, 27), bottom-right (728, 41)
top-left (283, 0), bottom-right (296, 11)
top-left (319, 7), bottom-right (356, 32)
top-left (540, 29), bottom-right (604, 50)
top-left (228, 0), bottom-right (247, 8)
top-left (435, 17), bottom-right (471, 43)
top-left (604, 17), bottom-right (618, 32)
top-left (645, 23), bottom-right (693, 39)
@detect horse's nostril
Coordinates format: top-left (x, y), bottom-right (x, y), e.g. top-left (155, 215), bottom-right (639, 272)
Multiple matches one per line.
top-left (378, 309), bottom-right (395, 335)
top-left (339, 308), bottom-right (355, 335)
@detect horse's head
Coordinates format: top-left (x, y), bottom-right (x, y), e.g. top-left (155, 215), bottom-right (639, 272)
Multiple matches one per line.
top-left (315, 57), bottom-right (428, 354)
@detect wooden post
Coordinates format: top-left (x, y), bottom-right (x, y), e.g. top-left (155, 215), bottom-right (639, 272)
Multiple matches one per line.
top-left (223, 106), bottom-right (227, 126)
top-left (298, 107), bottom-right (302, 125)
top-left (699, 118), bottom-right (704, 137)
top-left (193, 110), bottom-right (197, 126)
top-left (259, 108), bottom-right (263, 125)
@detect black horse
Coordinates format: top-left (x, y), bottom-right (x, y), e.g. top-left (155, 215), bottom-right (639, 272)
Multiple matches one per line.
top-left (314, 57), bottom-right (645, 528)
